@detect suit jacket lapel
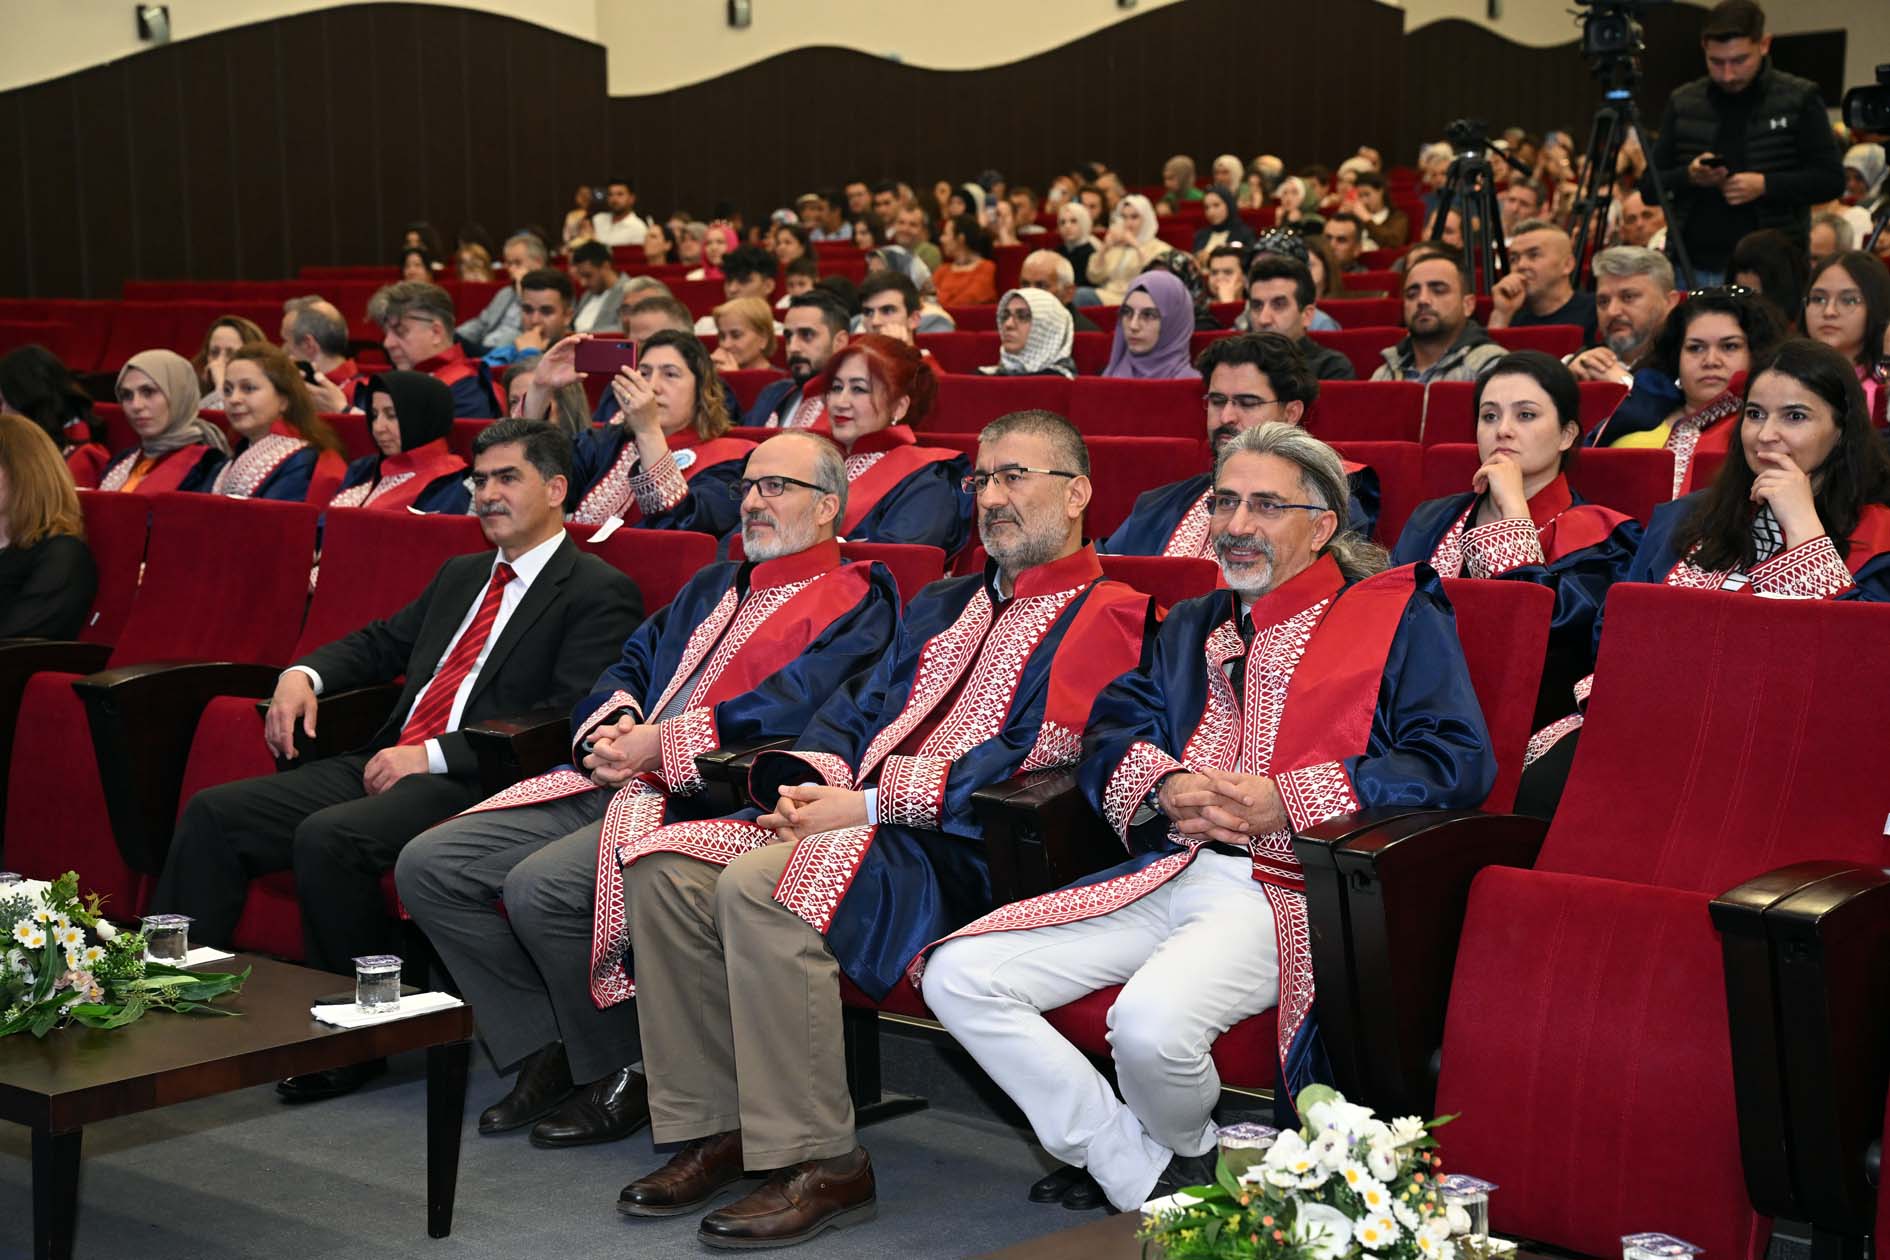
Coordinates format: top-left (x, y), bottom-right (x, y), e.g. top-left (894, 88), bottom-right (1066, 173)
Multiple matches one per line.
top-left (464, 535), bottom-right (575, 710)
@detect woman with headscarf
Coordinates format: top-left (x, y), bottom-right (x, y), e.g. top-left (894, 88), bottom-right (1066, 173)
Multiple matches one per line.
top-left (1056, 201), bottom-right (1104, 287)
top-left (97, 349), bottom-right (230, 494)
top-left (1101, 271), bottom-right (1201, 381)
top-left (1191, 187), bottom-right (1256, 259)
top-left (685, 225), bottom-right (737, 282)
top-left (1838, 144), bottom-right (1887, 247)
top-left (979, 288), bottom-right (1076, 379)
top-left (1141, 252), bottom-right (1220, 331)
top-left (328, 371), bottom-right (470, 513)
top-left (1087, 194), bottom-right (1173, 306)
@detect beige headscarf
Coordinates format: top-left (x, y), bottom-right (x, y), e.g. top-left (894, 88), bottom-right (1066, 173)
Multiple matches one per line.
top-left (115, 349), bottom-right (229, 457)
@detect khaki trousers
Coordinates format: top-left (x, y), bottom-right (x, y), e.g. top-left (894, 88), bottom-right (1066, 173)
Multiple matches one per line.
top-left (625, 843), bottom-right (856, 1169)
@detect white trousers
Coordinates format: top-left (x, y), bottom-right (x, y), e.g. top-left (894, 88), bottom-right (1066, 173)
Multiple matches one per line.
top-left (922, 851), bottom-right (1279, 1211)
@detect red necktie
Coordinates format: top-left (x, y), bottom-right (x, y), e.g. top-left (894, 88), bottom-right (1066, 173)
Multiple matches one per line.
top-left (398, 562), bottom-right (516, 745)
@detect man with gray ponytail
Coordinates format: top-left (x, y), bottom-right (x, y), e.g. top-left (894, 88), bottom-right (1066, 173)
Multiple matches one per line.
top-left (921, 421), bottom-right (1494, 1214)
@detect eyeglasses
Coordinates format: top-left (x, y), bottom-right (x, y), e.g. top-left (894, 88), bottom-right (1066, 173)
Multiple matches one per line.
top-left (729, 474), bottom-right (829, 501)
top-left (1204, 393), bottom-right (1282, 414)
top-left (1118, 306), bottom-right (1163, 325)
top-left (1207, 493), bottom-right (1330, 520)
top-left (997, 308), bottom-right (1034, 325)
top-left (1806, 290), bottom-right (1865, 310)
top-left (961, 466), bottom-right (1080, 495)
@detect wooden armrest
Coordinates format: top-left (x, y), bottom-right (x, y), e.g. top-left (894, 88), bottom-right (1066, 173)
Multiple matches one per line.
top-left (695, 738), bottom-right (795, 789)
top-left (254, 682), bottom-right (404, 769)
top-left (1292, 809), bottom-right (1548, 1118)
top-left (0, 638), bottom-right (114, 833)
top-left (1712, 860), bottom-right (1890, 1231)
top-left (71, 660), bottom-right (284, 875)
top-left (970, 768), bottom-right (1123, 904)
top-left (462, 709), bottom-right (572, 796)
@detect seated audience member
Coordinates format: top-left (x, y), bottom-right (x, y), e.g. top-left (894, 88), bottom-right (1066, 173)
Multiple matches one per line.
top-left (1731, 228), bottom-right (1811, 333)
top-left (1321, 214), bottom-right (1368, 274)
top-left (534, 330), bottom-right (755, 532)
top-left (744, 292), bottom-right (850, 428)
top-left (1019, 249), bottom-right (1101, 332)
top-left (989, 199), bottom-right (1025, 250)
top-left (1566, 246), bottom-right (1680, 386)
top-left (1805, 250), bottom-right (1890, 426)
top-left (570, 241), bottom-right (632, 335)
top-left (685, 225), bottom-right (736, 281)
top-left (592, 179), bottom-right (648, 247)
top-left (1160, 153), bottom-right (1204, 208)
top-left (1370, 249), bottom-right (1507, 384)
top-left (0, 345), bottom-right (107, 488)
top-left (864, 252), bottom-right (957, 335)
top-left (1588, 287), bottom-right (1785, 496)
top-left (772, 222), bottom-right (812, 270)
top-left (691, 245), bottom-right (777, 335)
top-left (399, 249), bottom-right (434, 283)
top-left (1102, 272), bottom-right (1201, 381)
top-left (0, 412), bottom-right (97, 639)
top-left (279, 296), bottom-right (364, 409)
top-left (1211, 153), bottom-right (1244, 193)
top-left (330, 371), bottom-right (470, 512)
top-left (1242, 254), bottom-right (1356, 380)
top-left (396, 430), bottom-right (900, 1151)
top-left (851, 218), bottom-right (880, 251)
top-left (923, 421), bottom-right (1491, 1214)
top-left (1618, 188), bottom-right (1668, 250)
top-left (1352, 170), bottom-right (1410, 248)
top-left (1393, 351), bottom-right (1640, 724)
top-left (192, 315), bottom-right (267, 403)
top-left (870, 180), bottom-right (901, 231)
top-left (935, 214), bottom-right (999, 307)
top-left (641, 221), bottom-right (673, 267)
top-left (505, 361), bottom-right (590, 438)
top-left (1488, 221), bottom-right (1598, 341)
top-left (1272, 176), bottom-right (1317, 229)
top-left (1056, 201), bottom-right (1103, 286)
top-left (1088, 195), bottom-right (1170, 306)
top-left (152, 419), bottom-right (640, 1101)
top-left (981, 288), bottom-right (1076, 379)
top-left (1103, 333), bottom-right (1377, 555)
top-left (623, 294), bottom-right (696, 346)
top-left (1239, 231), bottom-right (1341, 334)
top-left (612, 412), bottom-right (1152, 1245)
top-left (457, 232), bottom-right (545, 351)
top-left (778, 255), bottom-right (819, 308)
top-left (1809, 211), bottom-right (1854, 265)
top-left (892, 204), bottom-right (943, 272)
top-left (1499, 179), bottom-right (1544, 240)
top-left (709, 297), bottom-right (778, 374)
top-left (561, 184), bottom-right (595, 249)
top-left (486, 268), bottom-right (577, 369)
top-left (99, 350), bottom-right (229, 494)
top-left (1191, 187), bottom-right (1255, 259)
top-left (1009, 186), bottom-right (1047, 236)
top-left (810, 334), bottom-right (972, 551)
top-left (1204, 245), bottom-right (1247, 305)
top-left (1142, 252), bottom-right (1220, 331)
top-left (1840, 144), bottom-right (1887, 241)
top-left (367, 281), bottom-right (502, 418)
top-left (209, 343), bottom-right (347, 503)
top-left (456, 243), bottom-right (494, 283)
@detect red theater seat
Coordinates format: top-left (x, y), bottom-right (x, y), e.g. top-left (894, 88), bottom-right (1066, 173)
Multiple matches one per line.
top-left (1318, 297), bottom-right (1401, 328)
top-left (1420, 444), bottom-right (1675, 524)
top-left (1067, 378), bottom-right (1203, 439)
top-left (1307, 327), bottom-right (1401, 380)
top-left (576, 529), bottom-right (719, 614)
top-left (1328, 440), bottom-right (1422, 546)
top-left (1419, 380), bottom-right (1631, 446)
top-left (723, 368), bottom-right (789, 413)
top-left (1085, 436), bottom-right (1205, 538)
top-left (1340, 270), bottom-right (1402, 296)
top-left (1489, 325), bottom-right (1583, 357)
top-left (946, 305), bottom-right (997, 332)
top-left (927, 375), bottom-right (1074, 434)
top-left (1304, 381), bottom-right (1425, 443)
top-left (1097, 555), bottom-right (1220, 611)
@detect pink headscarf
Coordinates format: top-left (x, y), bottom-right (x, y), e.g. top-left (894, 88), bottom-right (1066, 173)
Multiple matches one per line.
top-left (700, 225), bottom-right (738, 280)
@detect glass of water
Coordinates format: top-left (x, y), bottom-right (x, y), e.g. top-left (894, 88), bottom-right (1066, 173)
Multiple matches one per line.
top-left (353, 955), bottom-right (404, 1012)
top-left (141, 914), bottom-right (192, 962)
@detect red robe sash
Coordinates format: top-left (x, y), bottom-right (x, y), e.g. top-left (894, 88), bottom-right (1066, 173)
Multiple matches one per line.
top-left (97, 443), bottom-right (214, 495)
top-left (838, 426), bottom-right (963, 537)
top-left (1664, 502), bottom-right (1890, 594)
top-left (330, 439), bottom-right (467, 512)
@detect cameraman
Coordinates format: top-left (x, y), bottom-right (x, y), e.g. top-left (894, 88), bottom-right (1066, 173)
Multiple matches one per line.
top-left (1646, 0), bottom-right (1843, 286)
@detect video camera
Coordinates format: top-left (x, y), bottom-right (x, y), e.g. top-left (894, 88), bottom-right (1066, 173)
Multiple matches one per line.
top-left (1844, 65), bottom-right (1890, 135)
top-left (1444, 119), bottom-right (1491, 158)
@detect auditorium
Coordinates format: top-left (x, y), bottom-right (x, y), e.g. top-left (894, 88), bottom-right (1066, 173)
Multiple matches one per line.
top-left (2, 0), bottom-right (1889, 1256)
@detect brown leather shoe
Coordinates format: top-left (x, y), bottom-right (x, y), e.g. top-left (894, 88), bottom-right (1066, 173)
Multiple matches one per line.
top-left (697, 1147), bottom-right (876, 1249)
top-left (617, 1129), bottom-right (750, 1218)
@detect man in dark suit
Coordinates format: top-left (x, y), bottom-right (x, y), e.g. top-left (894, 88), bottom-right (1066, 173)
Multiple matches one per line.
top-left (150, 418), bottom-right (642, 1100)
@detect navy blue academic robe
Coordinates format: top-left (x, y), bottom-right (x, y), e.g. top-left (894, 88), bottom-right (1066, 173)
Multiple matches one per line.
top-left (1099, 467), bottom-right (1380, 556)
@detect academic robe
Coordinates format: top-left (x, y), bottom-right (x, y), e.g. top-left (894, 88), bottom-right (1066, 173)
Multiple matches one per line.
top-left (568, 424), bottom-right (755, 533)
top-left (1099, 465), bottom-right (1380, 556)
top-left (622, 546), bottom-right (1154, 1000)
top-left (915, 557), bottom-right (1491, 1095)
top-left (330, 439), bottom-right (471, 513)
top-left (1586, 371), bottom-right (1741, 498)
top-left (208, 422), bottom-right (347, 504)
top-left (65, 441), bottom-right (111, 490)
top-left (352, 347), bottom-right (500, 420)
top-left (1392, 474), bottom-right (1640, 726)
top-left (453, 539), bottom-right (901, 1006)
top-left (838, 425), bottom-right (973, 553)
top-left (95, 442), bottom-right (225, 495)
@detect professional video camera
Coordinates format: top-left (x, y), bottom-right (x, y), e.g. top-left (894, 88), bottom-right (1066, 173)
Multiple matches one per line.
top-left (1444, 118), bottom-right (1491, 158)
top-left (1843, 65), bottom-right (1890, 136)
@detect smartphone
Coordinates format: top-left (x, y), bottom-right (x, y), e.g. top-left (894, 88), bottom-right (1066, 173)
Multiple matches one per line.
top-left (295, 359), bottom-right (318, 383)
top-left (1700, 155), bottom-right (1730, 170)
top-left (574, 337), bottom-right (639, 376)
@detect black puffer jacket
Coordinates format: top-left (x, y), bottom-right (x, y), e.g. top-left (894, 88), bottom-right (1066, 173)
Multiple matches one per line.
top-left (1646, 61), bottom-right (1844, 271)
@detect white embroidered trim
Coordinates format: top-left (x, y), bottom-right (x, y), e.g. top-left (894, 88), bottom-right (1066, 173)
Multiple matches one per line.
top-left (658, 707), bottom-right (718, 796)
top-left (574, 688), bottom-right (642, 753)
top-left (1101, 740), bottom-right (1185, 838)
top-left (630, 449), bottom-right (689, 517)
top-left (1427, 502), bottom-right (1474, 577)
top-left (772, 750), bottom-right (857, 792)
top-left (589, 781), bottom-right (670, 1006)
top-left (646, 588), bottom-right (738, 718)
top-left (772, 824), bottom-right (874, 933)
top-left (844, 451), bottom-right (888, 482)
top-left (1747, 535), bottom-right (1853, 600)
top-left (459, 767), bottom-right (599, 815)
top-left (571, 438), bottom-right (639, 525)
top-left (1523, 712), bottom-right (1585, 766)
top-left (879, 754), bottom-right (950, 830)
top-left (1459, 516), bottom-right (1547, 578)
top-left (330, 470), bottom-right (415, 509)
top-left (1161, 488), bottom-right (1214, 559)
top-left (1275, 761), bottom-right (1360, 832)
top-left (212, 433), bottom-right (306, 498)
top-left (1017, 718), bottom-right (1085, 775)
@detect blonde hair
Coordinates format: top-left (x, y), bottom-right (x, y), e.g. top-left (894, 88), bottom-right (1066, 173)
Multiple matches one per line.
top-left (712, 296), bottom-right (778, 363)
top-left (0, 412), bottom-right (84, 548)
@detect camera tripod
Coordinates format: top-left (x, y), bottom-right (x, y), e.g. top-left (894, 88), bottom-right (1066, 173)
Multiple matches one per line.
top-left (1568, 87), bottom-right (1696, 289)
top-left (1429, 139), bottom-right (1508, 296)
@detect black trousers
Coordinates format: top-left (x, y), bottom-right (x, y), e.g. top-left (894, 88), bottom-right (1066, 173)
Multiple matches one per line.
top-left (150, 753), bottom-right (483, 974)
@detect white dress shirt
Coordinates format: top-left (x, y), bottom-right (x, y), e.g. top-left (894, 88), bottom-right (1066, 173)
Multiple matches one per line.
top-left (592, 211), bottom-right (648, 247)
top-left (290, 530), bottom-right (567, 774)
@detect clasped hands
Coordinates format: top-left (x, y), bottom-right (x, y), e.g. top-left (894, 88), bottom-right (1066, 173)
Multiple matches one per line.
top-left (758, 785), bottom-right (869, 844)
top-left (1157, 770), bottom-right (1286, 845)
top-left (582, 715), bottom-right (663, 787)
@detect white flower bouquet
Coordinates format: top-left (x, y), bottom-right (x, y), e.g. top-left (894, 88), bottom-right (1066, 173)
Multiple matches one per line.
top-left (1140, 1085), bottom-right (1473, 1260)
top-left (0, 872), bottom-right (246, 1038)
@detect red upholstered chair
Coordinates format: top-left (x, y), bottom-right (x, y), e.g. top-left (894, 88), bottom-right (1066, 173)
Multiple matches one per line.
top-left (1083, 306), bottom-right (1118, 335)
top-left (1085, 436), bottom-right (1206, 538)
top-left (1328, 440), bottom-right (1422, 545)
top-left (1359, 247), bottom-right (1410, 269)
top-left (926, 375), bottom-right (1074, 434)
top-left (3, 494), bottom-right (320, 912)
top-left (1318, 297), bottom-right (1401, 328)
top-left (1307, 327), bottom-right (1402, 380)
top-left (1071, 332), bottom-right (1113, 375)
top-left (1304, 381), bottom-right (1425, 443)
top-left (672, 279), bottom-right (728, 321)
top-left (0, 320), bottom-right (78, 364)
top-left (576, 529), bottom-right (719, 615)
top-left (1068, 378), bottom-right (1203, 440)
top-left (992, 245), bottom-right (1031, 295)
top-left (1489, 325), bottom-right (1583, 357)
top-left (1187, 330), bottom-right (1235, 359)
top-left (1208, 301), bottom-right (1242, 329)
top-left (723, 369), bottom-right (789, 414)
top-left (1097, 555), bottom-right (1220, 611)
top-left (447, 418), bottom-right (490, 459)
top-left (321, 412), bottom-right (379, 460)
top-left (946, 305), bottom-right (997, 332)
top-left (1421, 380), bottom-right (1631, 447)
top-left (1577, 379), bottom-right (1629, 430)
top-left (837, 542), bottom-right (945, 607)
top-left (914, 333), bottom-right (996, 376)
top-left (99, 301), bottom-right (197, 369)
top-left (1419, 444), bottom-right (1674, 524)
top-left (1340, 270), bottom-right (1402, 296)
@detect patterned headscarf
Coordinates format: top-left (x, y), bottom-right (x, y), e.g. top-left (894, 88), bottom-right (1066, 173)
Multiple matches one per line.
top-left (1102, 271), bottom-right (1200, 380)
top-left (985, 288), bottom-right (1075, 379)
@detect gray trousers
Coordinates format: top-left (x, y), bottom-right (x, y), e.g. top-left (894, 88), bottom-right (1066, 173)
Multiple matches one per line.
top-left (394, 788), bottom-right (641, 1083)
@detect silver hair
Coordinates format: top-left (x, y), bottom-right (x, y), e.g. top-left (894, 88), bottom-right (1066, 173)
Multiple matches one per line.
top-left (369, 281), bottom-right (454, 331)
top-left (1024, 249), bottom-right (1075, 290)
top-left (1212, 421), bottom-right (1387, 581)
top-left (281, 295), bottom-right (348, 356)
top-left (621, 275), bottom-right (673, 299)
top-left (1810, 211), bottom-right (1855, 253)
top-left (504, 232), bottom-right (549, 265)
top-left (763, 430), bottom-right (848, 519)
top-left (1591, 245), bottom-right (1675, 294)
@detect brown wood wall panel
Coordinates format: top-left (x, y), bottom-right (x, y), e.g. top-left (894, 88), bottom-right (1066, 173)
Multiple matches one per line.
top-left (0, 0), bottom-right (1843, 300)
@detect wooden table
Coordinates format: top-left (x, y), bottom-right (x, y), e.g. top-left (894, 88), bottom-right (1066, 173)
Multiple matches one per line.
top-left (977, 1211), bottom-right (1143, 1258)
top-left (0, 954), bottom-right (476, 1260)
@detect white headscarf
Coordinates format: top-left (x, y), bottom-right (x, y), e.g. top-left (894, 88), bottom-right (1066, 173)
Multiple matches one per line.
top-left (983, 288), bottom-right (1075, 379)
top-left (1115, 194), bottom-right (1159, 246)
top-left (1844, 143), bottom-right (1886, 202)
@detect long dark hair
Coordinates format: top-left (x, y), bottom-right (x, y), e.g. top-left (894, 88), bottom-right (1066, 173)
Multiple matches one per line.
top-left (0, 345), bottom-right (100, 447)
top-left (1639, 287), bottom-right (1784, 383)
top-left (1674, 339), bottom-right (1890, 571)
top-left (1730, 229), bottom-right (1810, 330)
top-left (1473, 350), bottom-right (1582, 471)
top-left (1807, 250), bottom-right (1890, 371)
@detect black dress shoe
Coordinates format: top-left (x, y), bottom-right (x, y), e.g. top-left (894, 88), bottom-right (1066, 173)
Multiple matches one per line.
top-left (276, 1059), bottom-right (387, 1103)
top-left (1060, 1169), bottom-right (1109, 1211)
top-left (479, 1042), bottom-right (576, 1135)
top-left (1149, 1150), bottom-right (1218, 1200)
top-left (528, 1066), bottom-right (650, 1147)
top-left (1028, 1164), bottom-right (1088, 1203)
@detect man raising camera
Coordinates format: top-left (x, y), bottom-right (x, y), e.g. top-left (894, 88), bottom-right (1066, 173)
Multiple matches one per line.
top-left (1647, 0), bottom-right (1843, 286)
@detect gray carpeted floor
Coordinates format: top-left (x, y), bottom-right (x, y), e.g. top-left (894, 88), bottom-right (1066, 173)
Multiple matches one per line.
top-left (0, 1032), bottom-right (1124, 1259)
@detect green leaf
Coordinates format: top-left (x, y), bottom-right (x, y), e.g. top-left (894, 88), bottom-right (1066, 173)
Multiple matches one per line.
top-left (1216, 1153), bottom-right (1244, 1197)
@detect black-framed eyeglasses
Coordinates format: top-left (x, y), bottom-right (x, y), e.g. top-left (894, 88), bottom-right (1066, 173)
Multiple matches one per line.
top-left (729, 474), bottom-right (830, 501)
top-left (997, 307), bottom-right (1034, 325)
top-left (1208, 492), bottom-right (1331, 520)
top-left (962, 466), bottom-right (1080, 495)
top-left (1204, 392), bottom-right (1282, 414)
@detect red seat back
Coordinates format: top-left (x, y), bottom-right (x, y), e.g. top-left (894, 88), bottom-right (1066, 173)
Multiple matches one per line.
top-left (1071, 331), bottom-right (1112, 375)
top-left (111, 494), bottom-right (320, 667)
top-left (992, 244), bottom-right (1031, 294)
top-left (1420, 445), bottom-right (1674, 525)
top-left (1329, 440), bottom-right (1421, 545)
top-left (927, 375), bottom-right (1075, 434)
top-left (1307, 327), bottom-right (1401, 380)
top-left (944, 305), bottom-right (997, 332)
top-left (914, 333), bottom-right (994, 376)
top-left (1098, 555), bottom-right (1220, 611)
top-left (1085, 436), bottom-right (1208, 539)
top-left (1489, 325), bottom-right (1583, 357)
top-left (1422, 380), bottom-right (1630, 446)
top-left (576, 528), bottom-right (718, 612)
top-left (449, 418), bottom-right (491, 459)
top-left (1304, 381), bottom-right (1424, 443)
top-left (723, 368), bottom-right (788, 413)
top-left (672, 279), bottom-right (728, 321)
top-left (1067, 378), bottom-right (1203, 439)
top-left (74, 491), bottom-right (151, 645)
top-left (1437, 577), bottom-right (1553, 812)
top-left (0, 320), bottom-right (78, 365)
top-left (1187, 330), bottom-right (1236, 360)
top-left (1318, 297), bottom-right (1401, 328)
top-left (837, 541), bottom-right (945, 606)
top-left (1340, 269), bottom-right (1402, 296)
top-left (299, 510), bottom-right (491, 654)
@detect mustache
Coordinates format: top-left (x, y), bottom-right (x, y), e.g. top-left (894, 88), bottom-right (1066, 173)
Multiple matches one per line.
top-left (473, 503), bottom-right (511, 518)
top-left (980, 508), bottom-right (1022, 530)
top-left (1214, 531), bottom-right (1275, 563)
